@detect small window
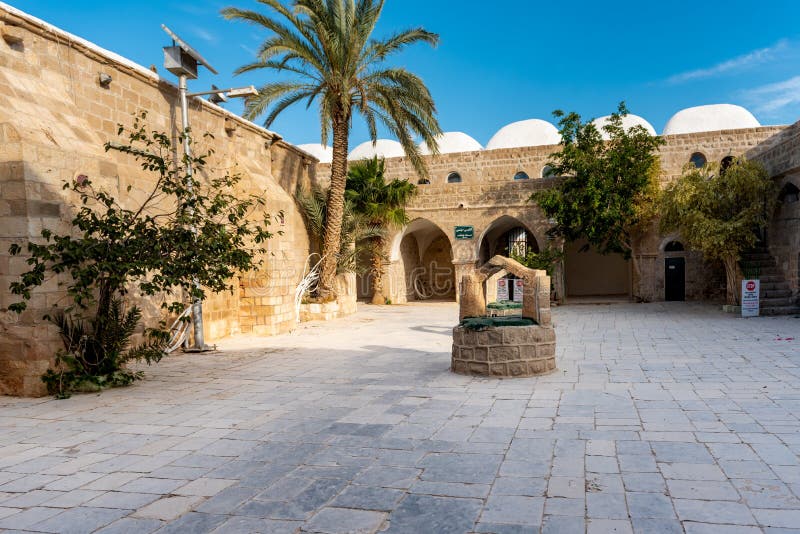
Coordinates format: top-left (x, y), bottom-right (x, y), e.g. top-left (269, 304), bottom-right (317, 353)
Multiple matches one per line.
top-left (541, 165), bottom-right (556, 178)
top-left (447, 172), bottom-right (462, 184)
top-left (514, 171), bottom-right (530, 181)
top-left (779, 182), bottom-right (800, 204)
top-left (720, 156), bottom-right (735, 176)
top-left (665, 241), bottom-right (685, 252)
top-left (689, 152), bottom-right (707, 169)
top-left (418, 178), bottom-right (430, 185)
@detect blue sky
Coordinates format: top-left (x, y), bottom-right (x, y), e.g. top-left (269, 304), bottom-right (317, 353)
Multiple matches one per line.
top-left (15, 0), bottom-right (800, 147)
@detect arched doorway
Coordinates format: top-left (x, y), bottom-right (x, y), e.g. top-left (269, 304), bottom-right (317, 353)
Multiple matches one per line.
top-left (478, 215), bottom-right (539, 264)
top-left (389, 219), bottom-right (456, 302)
top-left (564, 240), bottom-right (631, 299)
top-left (478, 216), bottom-right (540, 302)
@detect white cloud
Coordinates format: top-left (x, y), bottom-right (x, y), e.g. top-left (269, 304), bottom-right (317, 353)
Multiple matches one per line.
top-left (667, 40), bottom-right (788, 84)
top-left (239, 44), bottom-right (257, 57)
top-left (191, 28), bottom-right (217, 44)
top-left (740, 76), bottom-right (800, 116)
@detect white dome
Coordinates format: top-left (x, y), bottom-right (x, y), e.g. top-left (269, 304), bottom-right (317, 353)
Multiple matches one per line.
top-left (485, 119), bottom-right (561, 150)
top-left (419, 132), bottom-right (482, 155)
top-left (663, 104), bottom-right (760, 135)
top-left (591, 114), bottom-right (657, 140)
top-left (349, 139), bottom-right (405, 160)
top-left (296, 143), bottom-right (333, 164)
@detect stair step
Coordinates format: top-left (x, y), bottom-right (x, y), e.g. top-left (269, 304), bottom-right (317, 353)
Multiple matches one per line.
top-left (760, 282), bottom-right (791, 290)
top-left (763, 289), bottom-right (793, 299)
top-left (760, 297), bottom-right (795, 306)
top-left (760, 306), bottom-right (800, 316)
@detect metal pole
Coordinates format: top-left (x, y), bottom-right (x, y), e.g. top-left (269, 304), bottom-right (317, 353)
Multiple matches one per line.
top-left (178, 74), bottom-right (206, 351)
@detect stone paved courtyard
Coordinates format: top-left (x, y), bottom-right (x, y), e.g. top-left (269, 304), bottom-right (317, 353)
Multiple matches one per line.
top-left (1, 302), bottom-right (799, 533)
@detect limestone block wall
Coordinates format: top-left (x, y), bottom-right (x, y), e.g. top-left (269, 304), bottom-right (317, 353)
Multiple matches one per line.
top-left (0, 6), bottom-right (317, 395)
top-left (319, 126), bottom-right (785, 304)
top-left (749, 123), bottom-right (800, 301)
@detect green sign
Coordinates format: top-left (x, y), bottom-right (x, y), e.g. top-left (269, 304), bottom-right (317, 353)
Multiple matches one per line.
top-left (455, 225), bottom-right (474, 240)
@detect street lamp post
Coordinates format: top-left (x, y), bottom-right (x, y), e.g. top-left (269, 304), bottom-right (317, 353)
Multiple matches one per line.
top-left (162, 25), bottom-right (257, 352)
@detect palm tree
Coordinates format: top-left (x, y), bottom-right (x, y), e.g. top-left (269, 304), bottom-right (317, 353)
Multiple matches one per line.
top-left (295, 185), bottom-right (383, 276)
top-left (222, 0), bottom-right (442, 300)
top-left (346, 157), bottom-right (416, 304)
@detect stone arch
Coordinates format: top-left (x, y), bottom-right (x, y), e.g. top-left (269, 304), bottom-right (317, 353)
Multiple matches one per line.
top-left (385, 218), bottom-right (456, 303)
top-left (779, 182), bottom-right (800, 204)
top-left (689, 152), bottom-right (707, 169)
top-left (659, 235), bottom-right (685, 253)
top-left (476, 215), bottom-right (540, 264)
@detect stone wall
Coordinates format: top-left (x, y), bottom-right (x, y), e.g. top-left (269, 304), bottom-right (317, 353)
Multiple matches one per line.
top-left (749, 124), bottom-right (800, 301)
top-left (318, 126), bottom-right (786, 304)
top-left (0, 6), bottom-right (319, 395)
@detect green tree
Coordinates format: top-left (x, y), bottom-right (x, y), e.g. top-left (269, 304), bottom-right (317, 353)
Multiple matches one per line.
top-left (660, 157), bottom-right (776, 305)
top-left (510, 247), bottom-right (564, 277)
top-left (532, 102), bottom-right (664, 298)
top-left (346, 157), bottom-right (416, 304)
top-left (8, 113), bottom-right (276, 396)
top-left (222, 0), bottom-right (442, 301)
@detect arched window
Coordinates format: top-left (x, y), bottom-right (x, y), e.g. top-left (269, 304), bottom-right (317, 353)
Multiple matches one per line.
top-left (665, 241), bottom-right (685, 252)
top-left (541, 165), bottom-right (556, 178)
top-left (720, 156), bottom-right (735, 176)
top-left (779, 182), bottom-right (800, 204)
top-left (447, 172), bottom-right (462, 184)
top-left (514, 171), bottom-right (530, 181)
top-left (418, 178), bottom-right (430, 185)
top-left (689, 152), bottom-right (707, 169)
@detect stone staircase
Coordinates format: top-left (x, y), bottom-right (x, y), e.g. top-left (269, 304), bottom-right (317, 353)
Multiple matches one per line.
top-left (740, 249), bottom-right (800, 316)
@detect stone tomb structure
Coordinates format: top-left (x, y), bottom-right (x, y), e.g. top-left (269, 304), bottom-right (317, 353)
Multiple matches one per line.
top-left (452, 255), bottom-right (556, 377)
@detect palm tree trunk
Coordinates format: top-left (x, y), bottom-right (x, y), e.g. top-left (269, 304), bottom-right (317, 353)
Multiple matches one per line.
top-left (318, 111), bottom-right (349, 301)
top-left (370, 235), bottom-right (385, 305)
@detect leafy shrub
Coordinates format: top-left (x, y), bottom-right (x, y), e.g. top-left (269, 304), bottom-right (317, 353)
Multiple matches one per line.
top-left (8, 112), bottom-right (276, 397)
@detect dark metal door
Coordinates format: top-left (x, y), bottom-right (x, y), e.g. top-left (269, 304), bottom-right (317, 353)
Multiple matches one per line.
top-left (665, 257), bottom-right (685, 301)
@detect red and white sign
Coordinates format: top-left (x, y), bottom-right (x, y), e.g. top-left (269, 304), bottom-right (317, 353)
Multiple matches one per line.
top-left (497, 278), bottom-right (509, 301)
top-left (513, 279), bottom-right (524, 302)
top-left (742, 279), bottom-right (760, 317)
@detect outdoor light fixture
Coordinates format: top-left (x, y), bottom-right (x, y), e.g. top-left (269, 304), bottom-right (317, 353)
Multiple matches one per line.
top-left (161, 25), bottom-right (263, 353)
top-left (207, 85), bottom-right (227, 104)
top-left (161, 24), bottom-right (219, 353)
top-left (187, 84), bottom-right (258, 103)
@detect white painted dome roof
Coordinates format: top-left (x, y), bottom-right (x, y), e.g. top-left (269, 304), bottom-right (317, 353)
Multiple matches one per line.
top-left (662, 104), bottom-right (760, 135)
top-left (485, 119), bottom-right (561, 150)
top-left (591, 114), bottom-right (657, 140)
top-left (419, 132), bottom-right (483, 155)
top-left (349, 139), bottom-right (405, 160)
top-left (296, 143), bottom-right (333, 164)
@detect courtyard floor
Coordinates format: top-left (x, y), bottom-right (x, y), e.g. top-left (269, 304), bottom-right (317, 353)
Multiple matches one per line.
top-left (1, 302), bottom-right (799, 533)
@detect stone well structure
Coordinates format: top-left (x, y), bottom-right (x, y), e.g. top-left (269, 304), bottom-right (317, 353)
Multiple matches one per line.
top-left (451, 256), bottom-right (556, 377)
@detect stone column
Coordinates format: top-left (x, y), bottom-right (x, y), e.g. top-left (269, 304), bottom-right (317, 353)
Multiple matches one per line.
top-left (453, 260), bottom-right (477, 304)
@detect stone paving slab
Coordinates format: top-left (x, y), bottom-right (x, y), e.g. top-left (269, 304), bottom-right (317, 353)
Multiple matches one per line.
top-left (0, 302), bottom-right (799, 532)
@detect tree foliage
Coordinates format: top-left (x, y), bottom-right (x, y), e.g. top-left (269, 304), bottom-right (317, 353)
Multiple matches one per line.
top-left (532, 102), bottom-right (664, 260)
top-left (660, 157), bottom-right (776, 304)
top-left (510, 247), bottom-right (564, 277)
top-left (222, 0), bottom-right (442, 300)
top-left (8, 112), bottom-right (276, 396)
top-left (295, 184), bottom-right (383, 277)
top-left (345, 156), bottom-right (416, 303)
